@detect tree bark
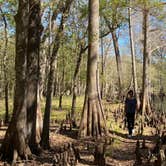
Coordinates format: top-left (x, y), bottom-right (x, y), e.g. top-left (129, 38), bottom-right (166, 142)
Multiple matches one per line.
top-left (141, 9), bottom-right (150, 134)
top-left (100, 37), bottom-right (104, 99)
top-left (111, 30), bottom-right (123, 99)
top-left (0, 0), bottom-right (30, 160)
top-left (53, 75), bottom-right (57, 97)
top-left (40, 0), bottom-right (73, 149)
top-left (0, 0), bottom-right (42, 160)
top-left (35, 90), bottom-right (43, 144)
top-left (59, 55), bottom-right (65, 110)
top-left (128, 2), bottom-right (140, 109)
top-left (39, 46), bottom-right (47, 99)
top-left (71, 46), bottom-right (87, 120)
top-left (27, 0), bottom-right (42, 151)
top-left (78, 0), bottom-right (107, 138)
top-left (4, 83), bottom-right (9, 124)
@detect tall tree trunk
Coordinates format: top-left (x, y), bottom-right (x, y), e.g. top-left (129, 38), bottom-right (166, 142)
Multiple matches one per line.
top-left (78, 0), bottom-right (107, 138)
top-left (53, 61), bottom-right (58, 97)
top-left (111, 30), bottom-right (123, 99)
top-left (35, 89), bottom-right (43, 144)
top-left (0, 0), bottom-right (30, 161)
top-left (128, 3), bottom-right (140, 109)
top-left (59, 94), bottom-right (63, 109)
top-left (27, 0), bottom-right (42, 151)
top-left (71, 46), bottom-right (87, 120)
top-left (104, 16), bottom-right (123, 98)
top-left (4, 83), bottom-right (9, 124)
top-left (100, 37), bottom-right (104, 99)
top-left (59, 55), bottom-right (65, 110)
top-left (40, 0), bottom-right (73, 149)
top-left (0, 7), bottom-right (9, 124)
top-left (39, 46), bottom-right (47, 99)
top-left (40, 55), bottom-right (56, 149)
top-left (141, 9), bottom-right (150, 134)
top-left (0, 0), bottom-right (42, 160)
top-left (77, 74), bottom-right (81, 96)
top-left (53, 75), bottom-right (57, 96)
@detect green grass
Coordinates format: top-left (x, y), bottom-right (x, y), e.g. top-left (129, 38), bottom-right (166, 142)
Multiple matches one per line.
top-left (41, 95), bottom-right (84, 121)
top-left (0, 96), bottom-right (85, 120)
top-left (0, 98), bottom-right (13, 119)
top-left (0, 96), bottom-right (122, 126)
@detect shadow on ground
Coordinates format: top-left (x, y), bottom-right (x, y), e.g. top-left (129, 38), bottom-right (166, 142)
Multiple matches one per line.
top-left (110, 130), bottom-right (158, 142)
top-left (79, 158), bottom-right (95, 165)
top-left (60, 129), bottom-right (78, 139)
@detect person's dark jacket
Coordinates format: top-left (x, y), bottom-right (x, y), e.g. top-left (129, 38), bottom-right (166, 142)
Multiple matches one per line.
top-left (125, 98), bottom-right (137, 114)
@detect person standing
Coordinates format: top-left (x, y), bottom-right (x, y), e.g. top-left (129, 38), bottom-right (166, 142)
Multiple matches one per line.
top-left (125, 90), bottom-right (137, 138)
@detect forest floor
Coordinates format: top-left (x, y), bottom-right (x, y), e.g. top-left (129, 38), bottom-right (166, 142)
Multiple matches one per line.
top-left (0, 101), bottom-right (158, 166)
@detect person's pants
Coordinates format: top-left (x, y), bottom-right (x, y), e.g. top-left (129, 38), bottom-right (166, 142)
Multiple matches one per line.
top-left (126, 113), bottom-right (135, 135)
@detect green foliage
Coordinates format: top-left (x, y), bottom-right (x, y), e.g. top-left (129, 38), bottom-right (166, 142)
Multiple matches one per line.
top-left (100, 0), bottom-right (128, 30)
top-left (78, 0), bottom-right (88, 19)
top-left (133, 0), bottom-right (164, 9)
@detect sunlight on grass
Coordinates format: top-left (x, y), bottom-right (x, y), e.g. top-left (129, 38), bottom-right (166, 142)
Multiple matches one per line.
top-left (0, 96), bottom-right (121, 125)
top-left (40, 95), bottom-right (84, 121)
top-left (0, 98), bottom-right (13, 119)
top-left (0, 96), bottom-right (85, 120)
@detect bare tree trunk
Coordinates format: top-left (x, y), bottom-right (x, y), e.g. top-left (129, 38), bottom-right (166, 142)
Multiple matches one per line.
top-left (77, 74), bottom-right (81, 95)
top-left (100, 37), bottom-right (104, 99)
top-left (59, 55), bottom-right (65, 110)
top-left (59, 94), bottom-right (63, 109)
top-left (128, 3), bottom-right (140, 109)
top-left (54, 67), bottom-right (59, 97)
top-left (0, 0), bottom-right (30, 160)
top-left (141, 9), bottom-right (150, 134)
top-left (53, 74), bottom-right (57, 96)
top-left (78, 0), bottom-right (107, 138)
top-left (41, 56), bottom-right (56, 149)
top-left (104, 16), bottom-right (123, 99)
top-left (40, 0), bottom-right (73, 149)
top-left (102, 41), bottom-right (110, 97)
top-left (27, 0), bottom-right (42, 151)
top-left (0, 0), bottom-right (42, 160)
top-left (111, 30), bottom-right (123, 99)
top-left (4, 83), bottom-right (9, 124)
top-left (35, 89), bottom-right (43, 144)
top-left (39, 46), bottom-right (47, 99)
top-left (71, 46), bottom-right (87, 120)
